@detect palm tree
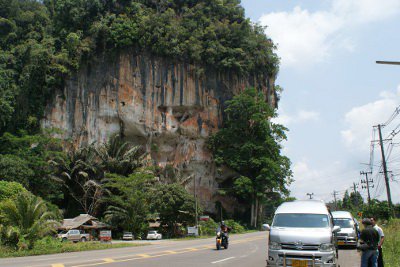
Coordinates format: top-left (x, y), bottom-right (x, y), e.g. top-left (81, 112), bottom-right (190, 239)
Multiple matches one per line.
top-left (50, 144), bottom-right (104, 216)
top-left (95, 134), bottom-right (145, 176)
top-left (0, 192), bottom-right (58, 248)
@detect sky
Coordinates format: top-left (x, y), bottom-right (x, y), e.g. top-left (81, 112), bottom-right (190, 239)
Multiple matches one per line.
top-left (241, 0), bottom-right (400, 204)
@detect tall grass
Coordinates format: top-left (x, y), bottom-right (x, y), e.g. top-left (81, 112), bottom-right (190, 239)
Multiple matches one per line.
top-left (382, 219), bottom-right (400, 267)
top-left (0, 237), bottom-right (146, 258)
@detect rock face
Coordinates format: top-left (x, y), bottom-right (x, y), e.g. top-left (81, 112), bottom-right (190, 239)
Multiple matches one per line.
top-left (43, 50), bottom-right (277, 212)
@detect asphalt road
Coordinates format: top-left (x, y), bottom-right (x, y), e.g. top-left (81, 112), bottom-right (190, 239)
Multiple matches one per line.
top-left (0, 232), bottom-right (361, 267)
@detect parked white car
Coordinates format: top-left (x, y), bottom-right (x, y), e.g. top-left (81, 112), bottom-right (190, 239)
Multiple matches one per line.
top-left (146, 230), bottom-right (162, 240)
top-left (122, 232), bottom-right (134, 240)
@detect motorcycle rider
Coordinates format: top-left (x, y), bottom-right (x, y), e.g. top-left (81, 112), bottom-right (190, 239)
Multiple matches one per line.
top-left (220, 221), bottom-right (231, 240)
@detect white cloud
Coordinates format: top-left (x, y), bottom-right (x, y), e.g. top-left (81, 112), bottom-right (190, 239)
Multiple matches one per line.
top-left (259, 0), bottom-right (400, 68)
top-left (290, 159), bottom-right (356, 202)
top-left (273, 109), bottom-right (320, 125)
top-left (341, 86), bottom-right (400, 152)
top-left (260, 7), bottom-right (342, 67)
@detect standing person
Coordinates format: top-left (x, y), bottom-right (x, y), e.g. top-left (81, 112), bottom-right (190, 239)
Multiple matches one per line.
top-left (371, 217), bottom-right (385, 267)
top-left (359, 218), bottom-right (379, 267)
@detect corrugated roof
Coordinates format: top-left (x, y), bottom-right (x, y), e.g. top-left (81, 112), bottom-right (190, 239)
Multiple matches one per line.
top-left (60, 214), bottom-right (96, 230)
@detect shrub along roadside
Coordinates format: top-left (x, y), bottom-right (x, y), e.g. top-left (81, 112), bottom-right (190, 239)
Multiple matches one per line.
top-left (382, 219), bottom-right (400, 267)
top-left (197, 218), bottom-right (249, 237)
top-left (0, 237), bottom-right (147, 258)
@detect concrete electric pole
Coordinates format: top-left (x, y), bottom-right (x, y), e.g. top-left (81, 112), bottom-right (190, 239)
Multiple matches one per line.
top-left (360, 171), bottom-right (373, 205)
top-left (307, 193), bottom-right (314, 199)
top-left (377, 124), bottom-right (393, 209)
top-left (332, 191), bottom-right (339, 210)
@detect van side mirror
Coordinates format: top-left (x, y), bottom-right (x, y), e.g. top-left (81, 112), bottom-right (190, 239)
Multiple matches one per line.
top-left (262, 224), bottom-right (270, 231)
top-left (332, 226), bottom-right (341, 233)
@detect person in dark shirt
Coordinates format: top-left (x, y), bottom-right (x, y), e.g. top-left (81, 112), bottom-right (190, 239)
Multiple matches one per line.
top-left (371, 217), bottom-right (385, 267)
top-left (360, 218), bottom-right (380, 267)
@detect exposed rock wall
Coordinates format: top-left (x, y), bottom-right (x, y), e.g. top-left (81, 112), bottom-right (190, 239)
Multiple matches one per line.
top-left (43, 50), bottom-right (277, 212)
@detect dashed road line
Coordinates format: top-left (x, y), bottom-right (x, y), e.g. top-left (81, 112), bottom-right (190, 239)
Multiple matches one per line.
top-left (211, 257), bottom-right (235, 264)
top-left (70, 236), bottom-right (266, 267)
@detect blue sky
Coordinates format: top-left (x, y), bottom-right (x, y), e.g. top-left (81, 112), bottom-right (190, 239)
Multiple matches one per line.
top-left (241, 0), bottom-right (400, 204)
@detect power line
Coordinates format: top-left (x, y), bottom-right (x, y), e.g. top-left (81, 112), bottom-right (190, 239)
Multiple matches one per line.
top-left (382, 106), bottom-right (400, 127)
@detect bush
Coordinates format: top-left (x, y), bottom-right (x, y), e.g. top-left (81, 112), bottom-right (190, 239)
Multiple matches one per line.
top-left (362, 200), bottom-right (392, 220)
top-left (199, 218), bottom-right (218, 236)
top-left (198, 218), bottom-right (247, 236)
top-left (0, 226), bottom-right (20, 249)
top-left (0, 181), bottom-right (27, 202)
top-left (225, 219), bottom-right (245, 234)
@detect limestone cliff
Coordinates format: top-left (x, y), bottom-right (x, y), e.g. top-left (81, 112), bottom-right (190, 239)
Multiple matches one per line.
top-left (43, 50), bottom-right (277, 212)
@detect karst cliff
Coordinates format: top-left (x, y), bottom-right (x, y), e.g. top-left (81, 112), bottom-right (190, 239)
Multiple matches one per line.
top-left (42, 50), bottom-right (277, 212)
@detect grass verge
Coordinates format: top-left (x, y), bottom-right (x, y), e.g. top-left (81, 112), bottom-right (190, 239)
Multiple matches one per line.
top-left (382, 219), bottom-right (400, 267)
top-left (0, 238), bottom-right (148, 258)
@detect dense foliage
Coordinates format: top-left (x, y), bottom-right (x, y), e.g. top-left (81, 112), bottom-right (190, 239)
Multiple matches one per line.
top-left (0, 181), bottom-right (27, 202)
top-left (332, 191), bottom-right (400, 220)
top-left (0, 132), bottom-right (64, 202)
top-left (0, 0), bottom-right (278, 134)
top-left (209, 88), bottom-right (292, 227)
top-left (0, 192), bottom-right (59, 249)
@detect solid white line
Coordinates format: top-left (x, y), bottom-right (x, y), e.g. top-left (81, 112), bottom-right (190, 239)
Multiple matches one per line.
top-left (211, 257), bottom-right (235, 264)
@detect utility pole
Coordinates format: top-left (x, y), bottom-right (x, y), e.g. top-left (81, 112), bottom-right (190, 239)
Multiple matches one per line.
top-left (352, 182), bottom-right (358, 195)
top-left (377, 124), bottom-right (393, 209)
top-left (194, 176), bottom-right (198, 230)
top-left (307, 193), bottom-right (314, 199)
top-left (360, 171), bottom-right (373, 205)
top-left (332, 191), bottom-right (338, 210)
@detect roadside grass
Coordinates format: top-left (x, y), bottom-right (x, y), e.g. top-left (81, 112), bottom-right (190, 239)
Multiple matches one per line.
top-left (382, 219), bottom-right (400, 267)
top-left (0, 237), bottom-right (148, 258)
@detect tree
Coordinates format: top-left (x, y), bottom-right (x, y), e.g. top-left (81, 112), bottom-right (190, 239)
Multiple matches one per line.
top-left (349, 191), bottom-right (363, 208)
top-left (0, 154), bottom-right (34, 187)
top-left (103, 171), bottom-right (156, 237)
top-left (51, 144), bottom-right (104, 216)
top-left (342, 190), bottom-right (351, 209)
top-left (209, 88), bottom-right (292, 227)
top-left (151, 183), bottom-right (201, 237)
top-left (362, 200), bottom-right (392, 220)
top-left (95, 134), bottom-right (145, 176)
top-left (0, 192), bottom-right (59, 248)
top-left (0, 132), bottom-right (65, 202)
top-left (0, 181), bottom-right (27, 202)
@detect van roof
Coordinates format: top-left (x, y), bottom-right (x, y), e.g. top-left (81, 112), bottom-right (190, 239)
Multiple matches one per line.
top-left (331, 211), bottom-right (353, 219)
top-left (275, 200), bottom-right (328, 214)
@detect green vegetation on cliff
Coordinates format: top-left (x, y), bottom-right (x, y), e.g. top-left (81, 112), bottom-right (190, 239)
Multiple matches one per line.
top-left (209, 88), bottom-right (292, 227)
top-left (0, 0), bottom-right (278, 134)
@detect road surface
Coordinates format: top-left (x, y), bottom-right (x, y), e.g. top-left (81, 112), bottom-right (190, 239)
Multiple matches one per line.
top-left (0, 232), bottom-right (360, 267)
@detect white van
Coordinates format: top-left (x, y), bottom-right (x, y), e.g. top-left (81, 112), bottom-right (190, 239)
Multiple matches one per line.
top-left (267, 200), bottom-right (340, 267)
top-left (331, 211), bottom-right (358, 248)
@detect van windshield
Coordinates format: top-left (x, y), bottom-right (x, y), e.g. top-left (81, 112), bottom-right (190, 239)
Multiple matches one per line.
top-left (272, 214), bottom-right (330, 228)
top-left (333, 218), bottom-right (354, 228)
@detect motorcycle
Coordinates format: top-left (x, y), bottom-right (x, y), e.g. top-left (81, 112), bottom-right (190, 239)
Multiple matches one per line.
top-left (216, 229), bottom-right (229, 250)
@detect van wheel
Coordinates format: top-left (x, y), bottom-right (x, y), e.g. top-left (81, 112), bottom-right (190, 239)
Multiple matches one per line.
top-left (80, 237), bottom-right (87, 242)
top-left (62, 237), bottom-right (67, 242)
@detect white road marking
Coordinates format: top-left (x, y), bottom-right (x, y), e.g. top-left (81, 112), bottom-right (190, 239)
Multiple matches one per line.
top-left (211, 257), bottom-right (235, 264)
top-left (30, 256), bottom-right (79, 262)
